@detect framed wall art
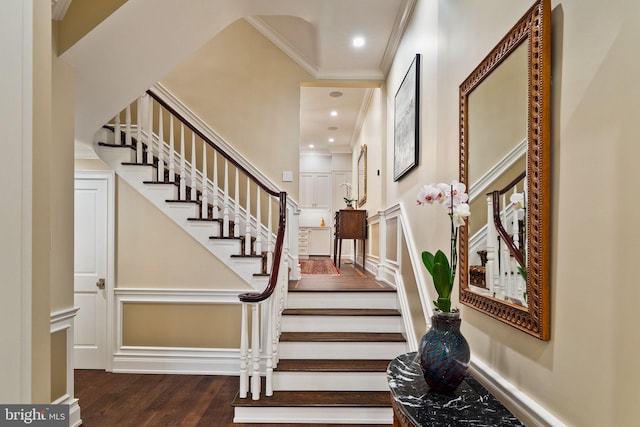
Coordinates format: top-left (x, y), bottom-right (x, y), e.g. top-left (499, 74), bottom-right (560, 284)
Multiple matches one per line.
top-left (393, 53), bottom-right (420, 181)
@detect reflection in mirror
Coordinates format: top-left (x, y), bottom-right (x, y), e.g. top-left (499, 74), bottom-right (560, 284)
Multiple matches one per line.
top-left (459, 0), bottom-right (551, 340)
top-left (358, 144), bottom-right (367, 207)
top-left (467, 42), bottom-right (528, 306)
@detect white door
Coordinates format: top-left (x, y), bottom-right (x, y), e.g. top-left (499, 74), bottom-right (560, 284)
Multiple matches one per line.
top-left (74, 177), bottom-right (109, 369)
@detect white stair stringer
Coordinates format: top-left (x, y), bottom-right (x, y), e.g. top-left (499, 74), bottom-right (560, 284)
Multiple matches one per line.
top-left (94, 141), bottom-right (268, 291)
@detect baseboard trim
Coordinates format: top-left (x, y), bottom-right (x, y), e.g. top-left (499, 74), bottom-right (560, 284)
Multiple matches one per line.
top-left (112, 346), bottom-right (242, 375)
top-left (470, 358), bottom-right (566, 427)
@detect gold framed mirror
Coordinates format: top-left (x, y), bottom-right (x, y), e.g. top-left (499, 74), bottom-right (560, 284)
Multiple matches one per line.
top-left (459, 0), bottom-right (551, 340)
top-left (357, 144), bottom-right (367, 207)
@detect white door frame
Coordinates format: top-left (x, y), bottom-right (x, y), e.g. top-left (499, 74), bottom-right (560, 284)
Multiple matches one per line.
top-left (74, 170), bottom-right (115, 371)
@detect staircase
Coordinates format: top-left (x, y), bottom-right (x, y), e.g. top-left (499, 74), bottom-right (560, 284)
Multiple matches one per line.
top-left (93, 90), bottom-right (407, 424)
top-left (233, 282), bottom-right (406, 424)
top-left (93, 92), bottom-right (284, 292)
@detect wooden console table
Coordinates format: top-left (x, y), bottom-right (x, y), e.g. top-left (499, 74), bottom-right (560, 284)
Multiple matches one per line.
top-left (333, 209), bottom-right (367, 269)
top-left (387, 352), bottom-right (523, 426)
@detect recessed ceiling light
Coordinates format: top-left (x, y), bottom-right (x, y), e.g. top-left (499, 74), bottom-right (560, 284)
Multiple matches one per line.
top-left (309, 144), bottom-right (314, 148)
top-left (329, 91), bottom-right (343, 98)
top-left (328, 138), bottom-right (335, 143)
top-left (330, 110), bottom-right (338, 117)
top-left (352, 36), bottom-right (366, 48)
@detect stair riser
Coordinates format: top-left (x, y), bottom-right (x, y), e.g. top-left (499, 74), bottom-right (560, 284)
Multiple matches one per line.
top-left (233, 406), bottom-right (392, 424)
top-left (281, 315), bottom-right (402, 333)
top-left (278, 341), bottom-right (406, 360)
top-left (146, 185), bottom-right (178, 202)
top-left (120, 164), bottom-right (155, 183)
top-left (96, 144), bottom-right (136, 165)
top-left (273, 371), bottom-right (388, 391)
top-left (287, 292), bottom-right (397, 310)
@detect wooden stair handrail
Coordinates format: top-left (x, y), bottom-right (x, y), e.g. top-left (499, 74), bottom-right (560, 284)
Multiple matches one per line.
top-left (489, 170), bottom-right (526, 269)
top-left (239, 192), bottom-right (287, 303)
top-left (146, 90), bottom-right (279, 197)
top-left (145, 90), bottom-right (287, 303)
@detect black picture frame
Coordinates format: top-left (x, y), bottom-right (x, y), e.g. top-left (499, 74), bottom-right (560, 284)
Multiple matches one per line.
top-left (393, 54), bottom-right (420, 181)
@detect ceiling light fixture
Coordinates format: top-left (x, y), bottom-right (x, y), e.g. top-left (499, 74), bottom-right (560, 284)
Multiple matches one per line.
top-left (352, 36), bottom-right (366, 48)
top-left (328, 138), bottom-right (335, 143)
top-left (309, 144), bottom-right (314, 148)
top-left (330, 110), bottom-right (338, 117)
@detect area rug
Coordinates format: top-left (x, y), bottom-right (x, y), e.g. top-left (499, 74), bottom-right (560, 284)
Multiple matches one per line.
top-left (299, 259), bottom-right (340, 276)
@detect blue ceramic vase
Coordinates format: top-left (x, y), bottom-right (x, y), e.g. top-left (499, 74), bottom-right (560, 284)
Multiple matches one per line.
top-left (418, 311), bottom-right (470, 394)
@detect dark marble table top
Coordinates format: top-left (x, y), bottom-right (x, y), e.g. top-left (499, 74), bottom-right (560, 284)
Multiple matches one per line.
top-left (387, 352), bottom-right (523, 427)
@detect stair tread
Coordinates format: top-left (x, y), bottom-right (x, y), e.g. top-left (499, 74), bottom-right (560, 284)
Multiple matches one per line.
top-left (232, 390), bottom-right (391, 407)
top-left (276, 359), bottom-right (391, 372)
top-left (231, 254), bottom-right (264, 258)
top-left (280, 331), bottom-right (405, 342)
top-left (143, 180), bottom-right (178, 186)
top-left (165, 199), bottom-right (201, 204)
top-left (283, 308), bottom-right (400, 316)
top-left (288, 287), bottom-right (397, 293)
top-left (121, 162), bottom-right (156, 167)
top-left (97, 142), bottom-right (133, 149)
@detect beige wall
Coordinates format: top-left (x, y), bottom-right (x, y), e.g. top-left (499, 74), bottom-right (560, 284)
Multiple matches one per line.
top-left (58, 0), bottom-right (128, 54)
top-left (384, 0), bottom-right (640, 425)
top-left (51, 22), bottom-right (76, 313)
top-left (123, 303), bottom-right (241, 348)
top-left (32, 0), bottom-right (53, 403)
top-left (115, 178), bottom-right (250, 289)
top-left (354, 88), bottom-right (385, 214)
top-left (161, 19), bottom-right (312, 202)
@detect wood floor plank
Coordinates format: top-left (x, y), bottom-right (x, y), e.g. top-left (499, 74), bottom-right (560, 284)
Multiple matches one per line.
top-left (75, 370), bottom-right (390, 426)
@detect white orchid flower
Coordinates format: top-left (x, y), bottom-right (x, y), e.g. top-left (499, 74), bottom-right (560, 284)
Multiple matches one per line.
top-left (417, 184), bottom-right (445, 205)
top-left (510, 192), bottom-right (525, 211)
top-left (452, 203), bottom-right (470, 227)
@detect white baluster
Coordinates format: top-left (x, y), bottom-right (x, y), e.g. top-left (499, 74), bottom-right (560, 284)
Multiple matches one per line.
top-left (485, 195), bottom-right (498, 296)
top-left (180, 124), bottom-right (186, 200)
top-left (190, 132), bottom-right (196, 201)
top-left (245, 179), bottom-right (252, 255)
top-left (265, 298), bottom-right (273, 397)
top-left (255, 189), bottom-right (262, 256)
top-left (168, 116), bottom-right (175, 183)
top-left (146, 95), bottom-right (153, 165)
top-left (239, 303), bottom-right (248, 399)
top-left (212, 151), bottom-right (219, 220)
top-left (234, 169), bottom-right (240, 237)
top-left (136, 97), bottom-right (143, 163)
top-left (201, 143), bottom-right (208, 219)
top-left (250, 303), bottom-right (261, 400)
top-left (157, 110), bottom-right (164, 182)
top-left (125, 105), bottom-right (132, 146)
top-left (267, 197), bottom-right (273, 273)
top-left (223, 159), bottom-right (230, 237)
top-left (113, 114), bottom-right (121, 145)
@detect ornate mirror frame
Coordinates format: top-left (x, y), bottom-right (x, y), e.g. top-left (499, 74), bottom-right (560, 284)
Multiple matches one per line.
top-left (357, 144), bottom-right (367, 207)
top-left (459, 0), bottom-right (551, 340)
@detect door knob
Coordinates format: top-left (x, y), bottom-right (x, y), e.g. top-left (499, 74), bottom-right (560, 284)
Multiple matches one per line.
top-left (96, 278), bottom-right (106, 289)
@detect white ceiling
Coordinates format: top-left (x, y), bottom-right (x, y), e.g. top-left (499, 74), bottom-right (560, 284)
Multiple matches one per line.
top-left (248, 0), bottom-right (416, 154)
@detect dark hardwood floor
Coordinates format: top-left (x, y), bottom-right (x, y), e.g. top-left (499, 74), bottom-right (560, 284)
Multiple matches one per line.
top-left (75, 260), bottom-right (392, 427)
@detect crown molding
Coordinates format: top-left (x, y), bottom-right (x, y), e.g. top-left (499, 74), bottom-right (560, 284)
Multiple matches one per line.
top-left (380, 0), bottom-right (417, 75)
